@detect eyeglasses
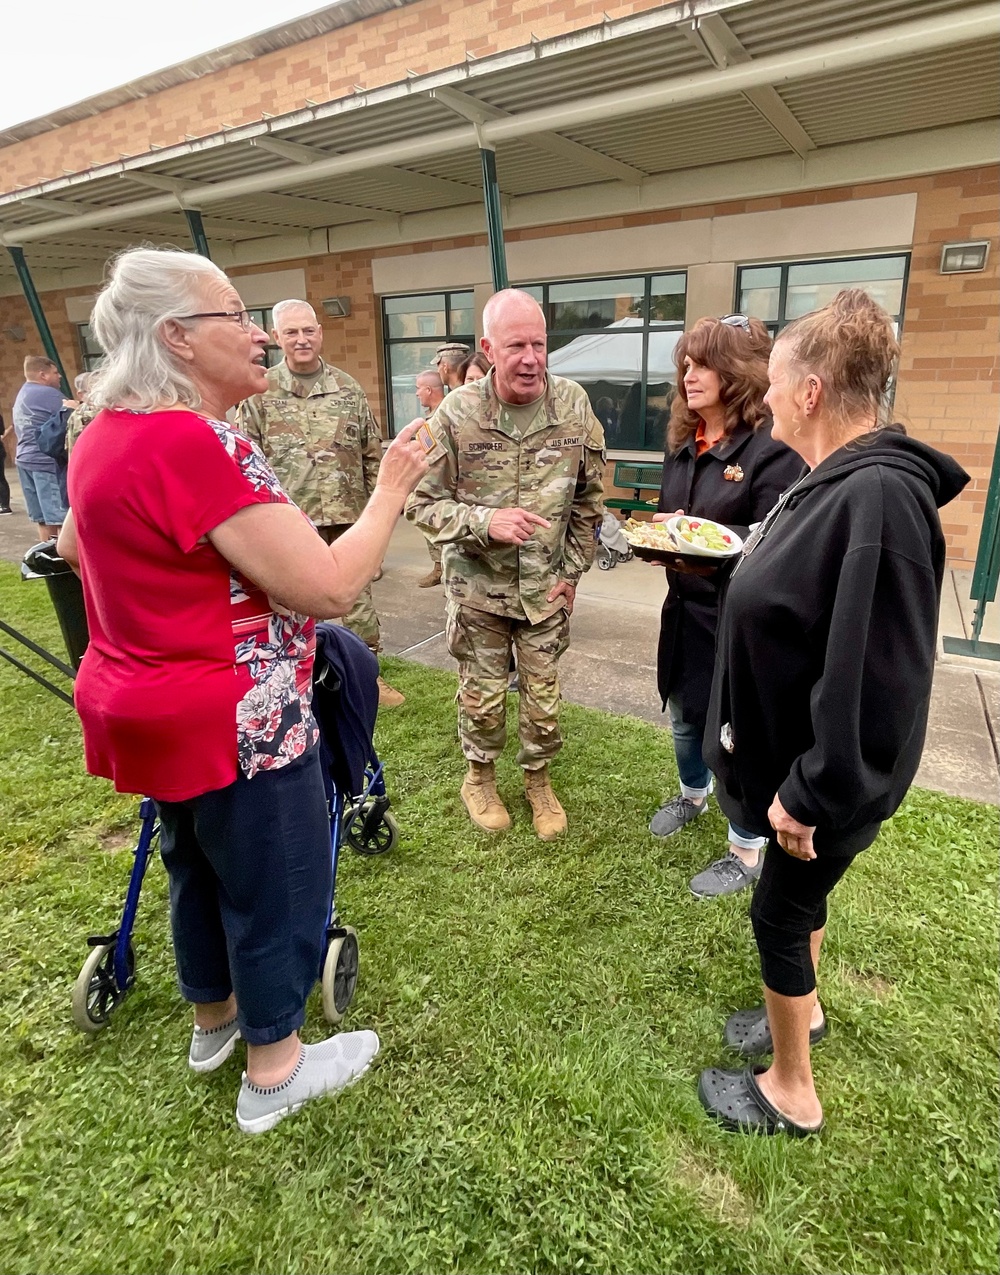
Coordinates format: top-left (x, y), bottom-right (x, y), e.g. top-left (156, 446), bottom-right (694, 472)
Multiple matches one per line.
top-left (179, 309), bottom-right (253, 330)
top-left (720, 313), bottom-right (751, 332)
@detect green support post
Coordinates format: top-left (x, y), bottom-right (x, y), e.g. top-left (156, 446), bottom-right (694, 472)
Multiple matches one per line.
top-left (184, 210), bottom-right (212, 260)
top-left (943, 422), bottom-right (1000, 660)
top-left (7, 246), bottom-right (71, 396)
top-left (479, 147), bottom-right (508, 292)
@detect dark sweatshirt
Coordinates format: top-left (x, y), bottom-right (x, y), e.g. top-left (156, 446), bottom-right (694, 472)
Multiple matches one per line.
top-left (704, 430), bottom-right (969, 856)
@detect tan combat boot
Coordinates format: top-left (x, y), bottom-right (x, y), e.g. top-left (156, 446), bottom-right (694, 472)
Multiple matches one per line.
top-left (523, 765), bottom-right (567, 840)
top-left (417, 564), bottom-right (442, 588)
top-left (377, 676), bottom-right (405, 708)
top-left (460, 761), bottom-right (511, 832)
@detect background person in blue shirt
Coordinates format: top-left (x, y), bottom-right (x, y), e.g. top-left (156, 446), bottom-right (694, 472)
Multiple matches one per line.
top-left (12, 356), bottom-right (70, 539)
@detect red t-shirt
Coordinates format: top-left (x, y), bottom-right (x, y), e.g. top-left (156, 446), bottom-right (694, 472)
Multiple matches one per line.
top-left (69, 408), bottom-right (319, 802)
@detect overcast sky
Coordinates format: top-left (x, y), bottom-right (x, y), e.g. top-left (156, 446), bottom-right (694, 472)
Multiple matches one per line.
top-left (2, 0), bottom-right (326, 131)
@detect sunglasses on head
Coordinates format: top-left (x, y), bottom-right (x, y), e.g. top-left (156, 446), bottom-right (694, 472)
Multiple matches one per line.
top-left (719, 313), bottom-right (751, 332)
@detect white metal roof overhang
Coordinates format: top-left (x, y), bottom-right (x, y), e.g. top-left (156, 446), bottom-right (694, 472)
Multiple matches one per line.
top-left (0, 0), bottom-right (997, 293)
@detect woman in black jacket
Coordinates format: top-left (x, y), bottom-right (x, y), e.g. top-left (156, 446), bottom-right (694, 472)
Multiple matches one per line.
top-left (697, 289), bottom-right (969, 1136)
top-left (650, 316), bottom-right (803, 899)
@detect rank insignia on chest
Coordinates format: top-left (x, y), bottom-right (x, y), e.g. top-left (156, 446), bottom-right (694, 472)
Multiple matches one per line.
top-left (723, 463), bottom-right (745, 482)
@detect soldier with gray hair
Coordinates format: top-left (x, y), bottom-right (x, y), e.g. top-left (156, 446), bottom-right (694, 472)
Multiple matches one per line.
top-left (237, 299), bottom-right (404, 707)
top-left (407, 289), bottom-right (605, 840)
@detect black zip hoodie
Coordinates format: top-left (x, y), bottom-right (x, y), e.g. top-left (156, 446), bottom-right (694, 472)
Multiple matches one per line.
top-left (704, 430), bottom-right (970, 856)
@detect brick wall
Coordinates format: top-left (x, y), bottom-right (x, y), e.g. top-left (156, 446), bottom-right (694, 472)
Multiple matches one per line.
top-left (2, 169), bottom-right (996, 566)
top-left (894, 167), bottom-right (999, 567)
top-left (0, 289), bottom-right (83, 463)
top-left (284, 171), bottom-right (999, 565)
top-left (0, 0), bottom-right (667, 191)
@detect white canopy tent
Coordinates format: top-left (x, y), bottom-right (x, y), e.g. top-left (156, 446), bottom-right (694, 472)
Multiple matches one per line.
top-left (546, 318), bottom-right (683, 385)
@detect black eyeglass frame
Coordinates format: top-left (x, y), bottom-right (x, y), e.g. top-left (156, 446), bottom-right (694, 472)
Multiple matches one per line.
top-left (179, 309), bottom-right (254, 330)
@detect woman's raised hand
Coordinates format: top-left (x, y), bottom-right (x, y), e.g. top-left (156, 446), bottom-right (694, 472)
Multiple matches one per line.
top-left (376, 419), bottom-right (430, 498)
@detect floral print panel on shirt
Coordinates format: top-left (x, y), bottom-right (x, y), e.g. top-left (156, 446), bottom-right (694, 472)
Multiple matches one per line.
top-left (208, 419), bottom-right (319, 779)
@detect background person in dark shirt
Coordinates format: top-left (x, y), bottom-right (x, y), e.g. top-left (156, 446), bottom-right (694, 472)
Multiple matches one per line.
top-left (697, 289), bottom-right (969, 1137)
top-left (0, 410), bottom-right (12, 514)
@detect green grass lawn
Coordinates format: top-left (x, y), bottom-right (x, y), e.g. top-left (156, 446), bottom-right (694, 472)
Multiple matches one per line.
top-left (0, 561), bottom-right (997, 1275)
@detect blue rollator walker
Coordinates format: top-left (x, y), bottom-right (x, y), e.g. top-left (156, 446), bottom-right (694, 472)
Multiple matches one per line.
top-left (5, 550), bottom-right (400, 1036)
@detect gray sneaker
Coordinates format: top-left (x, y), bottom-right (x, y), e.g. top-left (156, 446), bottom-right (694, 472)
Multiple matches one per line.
top-left (236, 1030), bottom-right (380, 1134)
top-left (690, 850), bottom-right (763, 899)
top-left (649, 794), bottom-right (708, 837)
top-left (189, 1018), bottom-right (241, 1073)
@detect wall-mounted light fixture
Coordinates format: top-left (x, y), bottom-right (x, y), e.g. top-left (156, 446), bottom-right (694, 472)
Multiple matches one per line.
top-left (321, 296), bottom-right (352, 317)
top-left (939, 240), bottom-right (990, 274)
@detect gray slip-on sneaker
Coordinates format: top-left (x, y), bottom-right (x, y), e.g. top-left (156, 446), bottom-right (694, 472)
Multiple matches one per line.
top-left (649, 793), bottom-right (709, 838)
top-left (689, 849), bottom-right (763, 899)
top-left (189, 1018), bottom-right (241, 1073)
top-left (236, 1030), bottom-right (380, 1134)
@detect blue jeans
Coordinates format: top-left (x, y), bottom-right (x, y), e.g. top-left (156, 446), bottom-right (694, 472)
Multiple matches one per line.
top-left (17, 465), bottom-right (68, 526)
top-left (155, 745), bottom-right (332, 1045)
top-left (668, 699), bottom-right (765, 851)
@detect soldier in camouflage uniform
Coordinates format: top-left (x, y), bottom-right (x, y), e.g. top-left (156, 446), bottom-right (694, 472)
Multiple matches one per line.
top-left (407, 289), bottom-right (605, 839)
top-left (434, 342), bottom-right (470, 391)
top-left (415, 370), bottom-right (446, 587)
top-left (66, 374), bottom-right (98, 456)
top-left (237, 299), bottom-right (404, 707)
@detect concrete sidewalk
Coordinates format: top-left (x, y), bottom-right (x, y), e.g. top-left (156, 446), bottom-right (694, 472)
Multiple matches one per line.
top-left (371, 518), bottom-right (999, 807)
top-left (1, 491), bottom-right (997, 805)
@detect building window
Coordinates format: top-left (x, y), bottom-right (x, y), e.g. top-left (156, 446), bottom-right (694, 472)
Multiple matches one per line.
top-left (77, 323), bottom-right (103, 372)
top-left (246, 307), bottom-right (282, 367)
top-left (382, 291), bottom-right (475, 434)
top-left (736, 254), bottom-right (909, 336)
top-left (522, 273), bottom-right (687, 452)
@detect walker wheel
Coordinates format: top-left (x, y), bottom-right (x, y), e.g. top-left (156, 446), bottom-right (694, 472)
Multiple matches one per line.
top-left (322, 926), bottom-right (359, 1024)
top-left (71, 940), bottom-right (135, 1033)
top-left (345, 800), bottom-right (399, 856)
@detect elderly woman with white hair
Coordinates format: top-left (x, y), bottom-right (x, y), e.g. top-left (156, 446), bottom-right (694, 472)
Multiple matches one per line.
top-left (58, 247), bottom-right (427, 1133)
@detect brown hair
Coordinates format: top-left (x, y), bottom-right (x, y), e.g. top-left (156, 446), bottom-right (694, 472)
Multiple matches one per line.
top-left (459, 351), bottom-right (491, 380)
top-left (24, 355), bottom-right (58, 378)
top-left (666, 316), bottom-right (772, 453)
top-left (774, 288), bottom-right (900, 429)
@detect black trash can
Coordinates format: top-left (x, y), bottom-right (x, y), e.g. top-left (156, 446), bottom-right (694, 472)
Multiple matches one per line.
top-left (22, 540), bottom-right (90, 672)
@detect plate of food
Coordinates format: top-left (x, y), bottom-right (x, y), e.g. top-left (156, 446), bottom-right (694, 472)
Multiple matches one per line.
top-left (665, 515), bottom-right (743, 559)
top-left (620, 516), bottom-right (742, 565)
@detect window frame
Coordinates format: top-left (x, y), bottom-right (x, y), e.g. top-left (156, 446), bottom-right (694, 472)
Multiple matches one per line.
top-left (522, 271), bottom-right (688, 452)
top-left (381, 290), bottom-right (476, 435)
top-left (76, 322), bottom-right (103, 372)
top-left (735, 252), bottom-right (911, 337)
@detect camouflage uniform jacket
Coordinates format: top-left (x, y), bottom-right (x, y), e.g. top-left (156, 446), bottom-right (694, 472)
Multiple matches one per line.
top-left (236, 359), bottom-right (382, 526)
top-left (406, 371), bottom-right (606, 624)
top-left (66, 403), bottom-right (99, 455)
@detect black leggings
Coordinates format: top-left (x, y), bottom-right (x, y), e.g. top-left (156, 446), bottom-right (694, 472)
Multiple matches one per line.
top-left (750, 839), bottom-right (857, 998)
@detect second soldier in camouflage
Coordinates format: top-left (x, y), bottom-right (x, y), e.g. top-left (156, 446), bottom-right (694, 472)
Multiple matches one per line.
top-left (237, 299), bottom-right (404, 707)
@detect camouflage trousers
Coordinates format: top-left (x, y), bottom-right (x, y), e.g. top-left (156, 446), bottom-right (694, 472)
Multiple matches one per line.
top-left (426, 539), bottom-right (442, 566)
top-left (318, 523), bottom-right (381, 653)
top-left (445, 602), bottom-right (571, 770)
